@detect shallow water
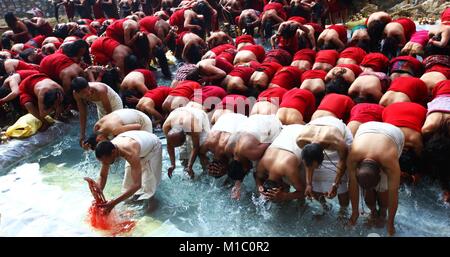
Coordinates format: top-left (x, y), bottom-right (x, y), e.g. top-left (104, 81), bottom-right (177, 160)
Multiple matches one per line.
top-left (1, 25), bottom-right (449, 237)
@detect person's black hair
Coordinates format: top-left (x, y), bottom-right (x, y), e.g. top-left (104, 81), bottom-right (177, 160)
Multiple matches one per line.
top-left (190, 17), bottom-right (205, 39)
top-left (0, 59), bottom-right (7, 77)
top-left (62, 39), bottom-right (91, 64)
top-left (263, 19), bottom-right (274, 39)
top-left (1, 33), bottom-right (12, 50)
top-left (185, 44), bottom-right (203, 64)
top-left (53, 24), bottom-right (69, 39)
top-left (263, 179), bottom-right (280, 192)
top-left (154, 45), bottom-right (172, 79)
top-left (423, 34), bottom-right (449, 57)
top-left (19, 48), bottom-right (35, 62)
top-left (314, 90), bottom-right (325, 108)
top-left (228, 160), bottom-right (247, 181)
top-left (166, 31), bottom-right (177, 53)
top-left (43, 89), bottom-right (61, 109)
top-left (84, 133), bottom-right (99, 150)
top-left (356, 39), bottom-right (370, 53)
top-left (381, 36), bottom-right (400, 59)
top-left (0, 85), bottom-right (12, 98)
top-left (301, 143), bottom-right (324, 167)
top-left (95, 140), bottom-right (116, 159)
top-left (121, 89), bottom-right (141, 108)
top-left (325, 76), bottom-right (351, 95)
top-left (281, 23), bottom-right (298, 39)
top-left (192, 1), bottom-right (211, 31)
top-left (124, 54), bottom-right (141, 74)
top-left (422, 119), bottom-right (450, 188)
top-left (399, 148), bottom-right (421, 176)
top-left (352, 95), bottom-right (377, 104)
top-left (185, 67), bottom-right (200, 81)
top-left (101, 68), bottom-right (121, 93)
top-left (321, 41), bottom-right (338, 50)
top-left (71, 76), bottom-right (89, 92)
top-left (367, 20), bottom-right (387, 45)
top-left (356, 160), bottom-right (381, 189)
top-left (297, 35), bottom-right (308, 50)
top-left (243, 15), bottom-right (256, 35)
top-left (4, 12), bottom-right (17, 28)
top-left (135, 34), bottom-right (150, 62)
top-left (97, 24), bottom-right (108, 36)
top-left (289, 4), bottom-right (305, 18)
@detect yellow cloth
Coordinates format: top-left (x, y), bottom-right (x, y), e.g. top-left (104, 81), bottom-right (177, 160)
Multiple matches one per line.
top-left (346, 19), bottom-right (366, 29)
top-left (6, 114), bottom-right (54, 138)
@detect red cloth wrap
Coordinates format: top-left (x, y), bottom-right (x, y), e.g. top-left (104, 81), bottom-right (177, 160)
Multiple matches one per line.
top-left (270, 66), bottom-right (303, 89)
top-left (16, 61), bottom-right (39, 71)
top-left (235, 35), bottom-right (255, 45)
top-left (328, 24), bottom-right (348, 44)
top-left (293, 48), bottom-right (316, 63)
top-left (264, 49), bottom-right (292, 66)
top-left (215, 57), bottom-right (234, 74)
top-left (228, 66), bottom-right (256, 84)
top-left (216, 48), bottom-right (237, 64)
top-left (360, 53), bottom-right (389, 72)
top-left (263, 3), bottom-right (287, 20)
top-left (221, 94), bottom-right (251, 113)
top-left (441, 7), bottom-right (450, 23)
top-left (197, 85), bottom-right (227, 105)
top-left (39, 53), bottom-right (75, 82)
top-left (169, 9), bottom-right (186, 32)
top-left (339, 47), bottom-right (367, 64)
top-left (349, 103), bottom-right (384, 123)
top-left (18, 73), bottom-right (48, 106)
top-left (432, 80), bottom-right (450, 99)
top-left (301, 69), bottom-right (327, 82)
top-left (90, 37), bottom-right (120, 65)
top-left (210, 44), bottom-right (236, 55)
top-left (169, 80), bottom-right (202, 99)
top-left (382, 102), bottom-right (426, 133)
top-left (288, 16), bottom-right (307, 24)
top-left (280, 88), bottom-right (316, 121)
top-left (393, 18), bottom-right (416, 41)
top-left (16, 69), bottom-right (39, 81)
top-left (139, 16), bottom-right (160, 34)
top-left (388, 77), bottom-right (428, 104)
top-left (257, 62), bottom-right (283, 79)
top-left (426, 65), bottom-right (450, 79)
top-left (240, 45), bottom-right (265, 63)
top-left (257, 87), bottom-right (288, 104)
top-left (134, 69), bottom-right (157, 90)
top-left (105, 19), bottom-right (126, 44)
top-left (336, 64), bottom-right (363, 77)
top-left (315, 50), bottom-right (339, 66)
top-left (317, 93), bottom-right (355, 121)
top-left (143, 86), bottom-right (172, 109)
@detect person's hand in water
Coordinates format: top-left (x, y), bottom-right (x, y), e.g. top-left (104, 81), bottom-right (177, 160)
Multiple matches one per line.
top-left (325, 183), bottom-right (338, 199)
top-left (264, 187), bottom-right (286, 202)
top-left (184, 167), bottom-right (195, 179)
top-left (99, 200), bottom-right (116, 215)
top-left (231, 180), bottom-right (242, 200)
top-left (39, 120), bottom-right (51, 132)
top-left (168, 165), bottom-right (175, 179)
top-left (305, 184), bottom-right (314, 200)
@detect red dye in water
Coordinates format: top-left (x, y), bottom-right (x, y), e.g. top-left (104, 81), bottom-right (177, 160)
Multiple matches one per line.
top-left (84, 177), bottom-right (136, 236)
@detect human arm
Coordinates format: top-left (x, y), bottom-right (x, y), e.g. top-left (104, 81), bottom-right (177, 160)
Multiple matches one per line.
top-left (386, 160), bottom-right (401, 236)
top-left (74, 93), bottom-right (88, 145)
top-left (347, 152), bottom-right (360, 225)
top-left (163, 119), bottom-right (177, 178)
top-left (97, 162), bottom-right (110, 191)
top-left (0, 76), bottom-right (20, 103)
top-left (11, 22), bottom-right (29, 41)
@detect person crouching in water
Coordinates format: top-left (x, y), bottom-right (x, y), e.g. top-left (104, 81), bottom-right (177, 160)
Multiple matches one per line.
top-left (94, 130), bottom-right (162, 213)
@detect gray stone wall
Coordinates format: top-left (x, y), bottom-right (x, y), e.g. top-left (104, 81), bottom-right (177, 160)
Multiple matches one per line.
top-left (0, 0), bottom-right (57, 18)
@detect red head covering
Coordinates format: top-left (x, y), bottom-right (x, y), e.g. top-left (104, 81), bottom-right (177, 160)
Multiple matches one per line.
top-left (235, 35), bottom-right (255, 45)
top-left (317, 93), bottom-right (355, 121)
top-left (169, 80), bottom-right (202, 99)
top-left (390, 55), bottom-right (424, 77)
top-left (432, 80), bottom-right (450, 99)
top-left (280, 88), bottom-right (316, 122)
top-left (392, 18), bottom-right (416, 41)
top-left (360, 53), bottom-right (390, 73)
top-left (257, 62), bottom-right (283, 79)
top-left (382, 102), bottom-right (426, 133)
top-left (288, 16), bottom-right (307, 24)
top-left (293, 49), bottom-right (316, 63)
top-left (349, 103), bottom-right (384, 123)
top-left (210, 44), bottom-right (236, 55)
top-left (388, 77), bottom-right (428, 104)
top-left (339, 47), bottom-right (367, 64)
top-left (270, 66), bottom-right (303, 89)
top-left (315, 50), bottom-right (339, 66)
top-left (336, 64), bottom-right (363, 77)
top-left (257, 87), bottom-right (288, 104)
top-left (301, 69), bottom-right (327, 82)
top-left (241, 45), bottom-right (266, 63)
